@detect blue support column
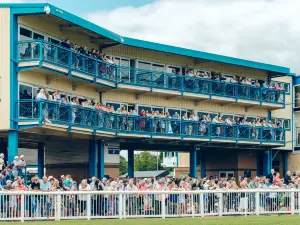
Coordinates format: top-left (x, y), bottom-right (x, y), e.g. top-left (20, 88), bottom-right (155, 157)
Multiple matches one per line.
top-left (200, 152), bottom-right (206, 178)
top-left (283, 151), bottom-right (288, 175)
top-left (256, 152), bottom-right (261, 177)
top-left (97, 141), bottom-right (105, 179)
top-left (190, 149), bottom-right (197, 178)
top-left (263, 150), bottom-right (272, 176)
top-left (8, 130), bottom-right (18, 163)
top-left (88, 140), bottom-right (97, 178)
top-left (128, 149), bottom-right (134, 178)
top-left (37, 142), bottom-right (45, 178)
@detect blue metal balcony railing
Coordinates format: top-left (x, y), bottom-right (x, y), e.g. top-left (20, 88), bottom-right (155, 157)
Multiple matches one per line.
top-left (17, 100), bottom-right (285, 144)
top-left (17, 40), bottom-right (285, 106)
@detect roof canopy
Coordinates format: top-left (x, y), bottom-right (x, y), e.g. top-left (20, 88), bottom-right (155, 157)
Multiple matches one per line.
top-left (4, 3), bottom-right (290, 74)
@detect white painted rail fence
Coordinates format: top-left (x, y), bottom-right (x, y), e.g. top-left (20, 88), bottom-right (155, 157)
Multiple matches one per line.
top-left (0, 189), bottom-right (299, 222)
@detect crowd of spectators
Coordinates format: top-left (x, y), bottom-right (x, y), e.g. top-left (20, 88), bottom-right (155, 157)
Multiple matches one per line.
top-left (0, 163), bottom-right (299, 217)
top-left (20, 87), bottom-right (285, 140)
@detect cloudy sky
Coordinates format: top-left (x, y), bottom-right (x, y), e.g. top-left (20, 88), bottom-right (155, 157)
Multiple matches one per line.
top-left (4, 0), bottom-right (299, 73)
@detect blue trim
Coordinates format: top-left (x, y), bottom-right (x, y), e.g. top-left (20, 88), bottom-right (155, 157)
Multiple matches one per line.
top-left (4, 3), bottom-right (290, 74)
top-left (10, 11), bottom-right (18, 129)
top-left (128, 149), bottom-right (134, 178)
top-left (189, 149), bottom-right (197, 178)
top-left (263, 150), bottom-right (272, 176)
top-left (97, 140), bottom-right (105, 179)
top-left (88, 140), bottom-right (97, 177)
top-left (8, 130), bottom-right (18, 163)
top-left (37, 142), bottom-right (44, 178)
top-left (283, 151), bottom-right (288, 175)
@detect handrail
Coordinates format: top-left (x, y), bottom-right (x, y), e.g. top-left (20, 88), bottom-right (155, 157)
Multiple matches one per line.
top-left (16, 100), bottom-right (285, 143)
top-left (17, 40), bottom-right (285, 105)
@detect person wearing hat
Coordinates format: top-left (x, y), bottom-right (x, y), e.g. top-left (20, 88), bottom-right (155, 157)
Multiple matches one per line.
top-left (12, 156), bottom-right (19, 178)
top-left (18, 155), bottom-right (26, 177)
top-left (3, 180), bottom-right (13, 190)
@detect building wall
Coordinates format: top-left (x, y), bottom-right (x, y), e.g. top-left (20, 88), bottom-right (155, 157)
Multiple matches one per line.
top-left (0, 8), bottom-right (11, 130)
top-left (18, 71), bottom-right (100, 101)
top-left (272, 76), bottom-right (293, 150)
top-left (103, 45), bottom-right (268, 80)
top-left (288, 152), bottom-right (300, 173)
top-left (103, 90), bottom-right (268, 118)
top-left (18, 15), bottom-right (98, 50)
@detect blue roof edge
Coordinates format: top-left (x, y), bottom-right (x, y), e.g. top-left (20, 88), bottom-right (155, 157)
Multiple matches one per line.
top-left (2, 3), bottom-right (290, 74)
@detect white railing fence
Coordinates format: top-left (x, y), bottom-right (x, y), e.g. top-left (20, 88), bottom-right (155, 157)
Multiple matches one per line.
top-left (0, 189), bottom-right (299, 222)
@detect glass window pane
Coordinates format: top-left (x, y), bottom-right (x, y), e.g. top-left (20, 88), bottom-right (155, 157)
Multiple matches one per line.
top-left (284, 83), bottom-right (290, 93)
top-left (33, 33), bottom-right (44, 40)
top-left (19, 84), bottom-right (32, 99)
top-left (284, 119), bottom-right (290, 129)
top-left (106, 102), bottom-right (120, 111)
top-left (138, 61), bottom-right (151, 70)
top-left (19, 27), bottom-right (32, 40)
top-left (152, 107), bottom-right (164, 113)
top-left (152, 63), bottom-right (164, 72)
top-left (138, 105), bottom-right (151, 114)
top-left (48, 37), bottom-right (60, 45)
top-left (168, 109), bottom-right (180, 117)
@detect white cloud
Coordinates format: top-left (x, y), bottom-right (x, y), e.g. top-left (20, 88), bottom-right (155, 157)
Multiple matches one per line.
top-left (86, 0), bottom-right (300, 74)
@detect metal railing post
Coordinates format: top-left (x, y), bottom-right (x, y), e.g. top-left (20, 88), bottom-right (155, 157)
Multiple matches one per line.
top-left (161, 193), bottom-right (166, 219)
top-left (291, 191), bottom-right (295, 215)
top-left (55, 194), bottom-right (61, 221)
top-left (20, 194), bottom-right (25, 222)
top-left (218, 192), bottom-right (223, 217)
top-left (255, 191), bottom-right (260, 216)
top-left (200, 193), bottom-right (204, 217)
top-left (119, 193), bottom-right (123, 219)
top-left (87, 193), bottom-right (91, 220)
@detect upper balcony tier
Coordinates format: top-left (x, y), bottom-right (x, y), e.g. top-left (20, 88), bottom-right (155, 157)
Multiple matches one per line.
top-left (17, 40), bottom-right (285, 109)
top-left (16, 100), bottom-right (285, 147)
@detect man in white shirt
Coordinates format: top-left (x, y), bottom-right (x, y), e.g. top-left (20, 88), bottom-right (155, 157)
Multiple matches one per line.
top-left (18, 155), bottom-right (26, 176)
top-left (0, 153), bottom-right (5, 172)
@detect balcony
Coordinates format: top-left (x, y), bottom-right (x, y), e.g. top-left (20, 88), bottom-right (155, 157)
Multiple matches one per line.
top-left (16, 100), bottom-right (285, 147)
top-left (17, 40), bottom-right (285, 109)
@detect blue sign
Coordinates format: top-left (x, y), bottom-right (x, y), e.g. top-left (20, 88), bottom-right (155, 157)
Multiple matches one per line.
top-left (108, 144), bottom-right (120, 154)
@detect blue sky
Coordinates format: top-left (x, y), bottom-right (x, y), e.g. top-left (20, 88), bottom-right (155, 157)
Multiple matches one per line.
top-left (41, 0), bottom-right (155, 17)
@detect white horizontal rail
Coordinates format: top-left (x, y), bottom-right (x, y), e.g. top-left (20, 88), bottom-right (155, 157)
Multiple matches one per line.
top-left (0, 189), bottom-right (298, 222)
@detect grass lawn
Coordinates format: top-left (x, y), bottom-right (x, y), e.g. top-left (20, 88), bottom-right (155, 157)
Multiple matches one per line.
top-left (9, 216), bottom-right (300, 225)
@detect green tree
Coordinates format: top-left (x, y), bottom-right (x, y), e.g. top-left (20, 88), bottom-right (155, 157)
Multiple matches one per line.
top-left (119, 155), bottom-right (128, 176)
top-left (134, 152), bottom-right (164, 171)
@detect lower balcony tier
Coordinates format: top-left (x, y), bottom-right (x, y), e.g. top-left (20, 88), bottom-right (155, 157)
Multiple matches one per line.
top-left (16, 100), bottom-right (286, 147)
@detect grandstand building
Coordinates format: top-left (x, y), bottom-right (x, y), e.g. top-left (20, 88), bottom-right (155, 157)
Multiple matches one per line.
top-left (0, 3), bottom-right (297, 181)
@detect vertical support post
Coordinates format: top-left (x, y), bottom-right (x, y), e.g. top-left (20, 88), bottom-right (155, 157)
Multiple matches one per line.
top-left (38, 142), bottom-right (45, 178)
top-left (200, 193), bottom-right (204, 217)
top-left (118, 193), bottom-right (123, 219)
top-left (128, 149), bottom-right (134, 178)
top-left (218, 192), bottom-right (223, 216)
top-left (8, 130), bottom-right (18, 163)
top-left (88, 140), bottom-right (97, 177)
top-left (20, 194), bottom-right (25, 222)
top-left (55, 194), bottom-right (61, 221)
top-left (291, 191), bottom-right (295, 215)
top-left (97, 140), bottom-right (105, 179)
top-left (200, 151), bottom-right (206, 179)
top-left (283, 151), bottom-right (288, 176)
top-left (190, 148), bottom-right (197, 178)
top-left (263, 150), bottom-right (272, 176)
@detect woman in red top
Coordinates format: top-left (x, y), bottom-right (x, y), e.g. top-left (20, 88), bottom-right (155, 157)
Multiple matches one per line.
top-left (139, 109), bottom-right (147, 130)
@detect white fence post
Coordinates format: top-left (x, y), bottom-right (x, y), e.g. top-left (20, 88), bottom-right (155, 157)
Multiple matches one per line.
top-left (298, 191), bottom-right (300, 215)
top-left (255, 191), bottom-right (260, 216)
top-left (218, 192), bottom-right (223, 217)
top-left (87, 193), bottom-right (91, 220)
top-left (161, 193), bottom-right (166, 219)
top-left (244, 193), bottom-right (247, 217)
top-left (191, 194), bottom-right (195, 218)
top-left (55, 194), bottom-right (61, 221)
top-left (291, 191), bottom-right (295, 215)
top-left (200, 193), bottom-right (204, 217)
top-left (20, 194), bottom-right (25, 222)
top-left (119, 193), bottom-right (123, 219)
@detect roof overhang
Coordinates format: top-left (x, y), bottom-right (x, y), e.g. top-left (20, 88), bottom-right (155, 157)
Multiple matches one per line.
top-left (3, 3), bottom-right (291, 75)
